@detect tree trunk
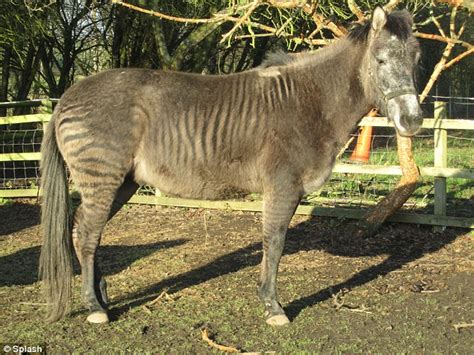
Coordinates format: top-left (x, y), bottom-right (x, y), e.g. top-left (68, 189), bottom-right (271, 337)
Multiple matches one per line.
top-left (152, 18), bottom-right (172, 69)
top-left (0, 44), bottom-right (11, 116)
top-left (14, 44), bottom-right (41, 114)
top-left (56, 30), bottom-right (75, 96)
top-left (354, 134), bottom-right (419, 237)
top-left (39, 45), bottom-right (58, 98)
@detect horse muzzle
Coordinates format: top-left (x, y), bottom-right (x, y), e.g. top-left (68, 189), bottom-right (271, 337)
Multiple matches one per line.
top-left (387, 93), bottom-right (423, 137)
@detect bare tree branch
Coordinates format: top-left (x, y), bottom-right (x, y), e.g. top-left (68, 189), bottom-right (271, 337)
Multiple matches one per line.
top-left (111, 0), bottom-right (223, 24)
top-left (383, 0), bottom-right (403, 12)
top-left (414, 32), bottom-right (472, 50)
top-left (444, 47), bottom-right (474, 69)
top-left (221, 0), bottom-right (261, 44)
top-left (430, 7), bottom-right (447, 37)
top-left (347, 0), bottom-right (365, 22)
top-left (419, 6), bottom-right (466, 103)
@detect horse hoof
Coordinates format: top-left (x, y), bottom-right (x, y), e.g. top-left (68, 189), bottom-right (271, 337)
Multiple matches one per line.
top-left (87, 311), bottom-right (109, 324)
top-left (266, 314), bottom-right (290, 326)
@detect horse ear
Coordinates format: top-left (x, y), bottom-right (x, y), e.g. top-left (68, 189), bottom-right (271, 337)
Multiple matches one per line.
top-left (371, 6), bottom-right (387, 32)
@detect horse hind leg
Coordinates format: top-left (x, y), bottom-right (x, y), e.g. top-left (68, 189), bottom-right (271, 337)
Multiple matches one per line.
top-left (72, 192), bottom-right (115, 323)
top-left (73, 205), bottom-right (108, 310)
top-left (72, 176), bottom-right (139, 323)
top-left (100, 176), bottom-right (139, 305)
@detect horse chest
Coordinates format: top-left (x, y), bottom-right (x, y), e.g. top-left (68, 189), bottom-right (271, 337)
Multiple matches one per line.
top-left (302, 167), bottom-right (333, 195)
top-left (300, 151), bottom-right (337, 195)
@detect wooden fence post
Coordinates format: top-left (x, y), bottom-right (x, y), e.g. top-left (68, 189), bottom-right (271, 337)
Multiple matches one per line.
top-left (434, 101), bottom-right (448, 232)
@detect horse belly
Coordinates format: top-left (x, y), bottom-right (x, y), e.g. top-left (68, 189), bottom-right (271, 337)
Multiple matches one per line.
top-left (133, 158), bottom-right (259, 200)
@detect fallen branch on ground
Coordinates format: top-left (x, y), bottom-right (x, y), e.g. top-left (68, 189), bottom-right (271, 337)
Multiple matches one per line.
top-left (147, 290), bottom-right (174, 306)
top-left (201, 328), bottom-right (239, 353)
top-left (453, 321), bottom-right (474, 332)
top-left (331, 290), bottom-right (373, 314)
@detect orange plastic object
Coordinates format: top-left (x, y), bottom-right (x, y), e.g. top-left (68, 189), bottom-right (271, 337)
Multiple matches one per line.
top-left (350, 126), bottom-right (373, 163)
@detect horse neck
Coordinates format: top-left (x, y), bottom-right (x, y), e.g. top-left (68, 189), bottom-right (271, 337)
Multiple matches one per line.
top-left (291, 40), bottom-right (374, 141)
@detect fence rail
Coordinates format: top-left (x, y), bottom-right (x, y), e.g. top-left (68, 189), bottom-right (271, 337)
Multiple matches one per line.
top-left (1, 99), bottom-right (473, 229)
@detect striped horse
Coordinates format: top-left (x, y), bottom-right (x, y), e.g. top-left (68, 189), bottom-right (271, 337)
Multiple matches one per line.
top-left (40, 7), bottom-right (422, 326)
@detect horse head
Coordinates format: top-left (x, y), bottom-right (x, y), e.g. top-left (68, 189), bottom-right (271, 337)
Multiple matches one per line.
top-left (358, 7), bottom-right (423, 136)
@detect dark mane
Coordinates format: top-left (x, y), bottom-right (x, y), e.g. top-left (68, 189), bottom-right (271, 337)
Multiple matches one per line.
top-left (348, 10), bottom-right (413, 42)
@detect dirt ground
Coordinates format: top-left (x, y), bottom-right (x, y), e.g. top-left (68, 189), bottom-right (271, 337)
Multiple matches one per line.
top-left (0, 200), bottom-right (473, 353)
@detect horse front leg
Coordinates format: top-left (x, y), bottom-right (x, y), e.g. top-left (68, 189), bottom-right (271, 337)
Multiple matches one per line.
top-left (259, 187), bottom-right (301, 326)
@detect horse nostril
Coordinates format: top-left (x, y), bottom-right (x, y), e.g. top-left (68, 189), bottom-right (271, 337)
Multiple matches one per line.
top-left (400, 114), bottom-right (422, 134)
top-left (415, 114), bottom-right (423, 126)
top-left (407, 110), bottom-right (423, 128)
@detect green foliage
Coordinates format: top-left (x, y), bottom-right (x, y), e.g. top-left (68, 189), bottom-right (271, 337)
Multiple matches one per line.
top-left (0, 0), bottom-right (472, 98)
top-left (0, 1), bottom-right (47, 48)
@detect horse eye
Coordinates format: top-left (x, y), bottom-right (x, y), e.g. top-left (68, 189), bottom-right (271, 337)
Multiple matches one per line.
top-left (377, 58), bottom-right (386, 65)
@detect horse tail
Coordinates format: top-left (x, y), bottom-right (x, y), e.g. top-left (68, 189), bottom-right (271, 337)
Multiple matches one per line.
top-left (39, 111), bottom-right (73, 322)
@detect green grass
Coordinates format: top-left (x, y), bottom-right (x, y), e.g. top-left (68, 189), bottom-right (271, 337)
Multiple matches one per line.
top-left (359, 135), bottom-right (472, 169)
top-left (0, 197), bottom-right (13, 206)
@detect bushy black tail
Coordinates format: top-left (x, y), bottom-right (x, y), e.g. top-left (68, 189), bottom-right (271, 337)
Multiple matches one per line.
top-left (39, 113), bottom-right (73, 322)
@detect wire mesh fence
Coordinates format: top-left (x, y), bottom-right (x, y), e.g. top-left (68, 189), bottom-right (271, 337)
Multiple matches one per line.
top-left (0, 97), bottom-right (473, 223)
top-left (317, 131), bottom-right (473, 218)
top-left (0, 122), bottom-right (43, 191)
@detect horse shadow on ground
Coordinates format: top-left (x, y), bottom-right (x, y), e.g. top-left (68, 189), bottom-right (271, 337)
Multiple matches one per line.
top-left (0, 202), bottom-right (188, 287)
top-left (108, 217), bottom-right (465, 322)
top-left (0, 241), bottom-right (188, 287)
top-left (0, 202), bottom-right (40, 236)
